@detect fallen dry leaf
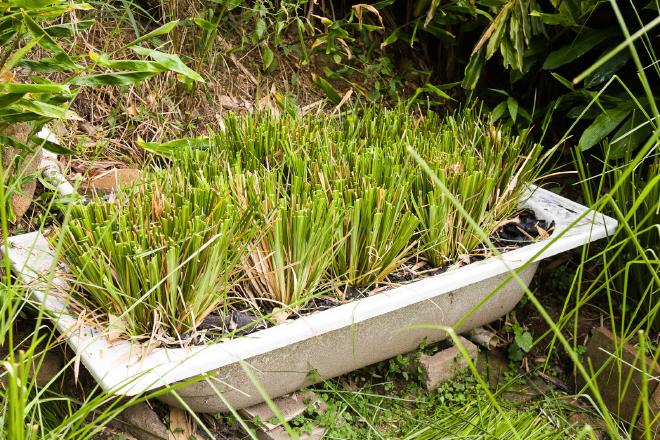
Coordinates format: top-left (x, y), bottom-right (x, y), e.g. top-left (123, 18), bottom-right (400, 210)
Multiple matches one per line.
top-left (535, 224), bottom-right (550, 239)
top-left (271, 307), bottom-right (290, 325)
top-left (127, 103), bottom-right (139, 116)
top-left (107, 314), bottom-right (127, 343)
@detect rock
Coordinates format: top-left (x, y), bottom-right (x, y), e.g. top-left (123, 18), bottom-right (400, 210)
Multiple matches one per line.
top-left (419, 336), bottom-right (479, 390)
top-left (116, 402), bottom-right (168, 440)
top-left (634, 383), bottom-right (660, 440)
top-left (239, 391), bottom-right (327, 431)
top-left (0, 340), bottom-right (64, 388)
top-left (581, 327), bottom-right (660, 423)
top-left (80, 168), bottom-right (141, 195)
top-left (1, 122), bottom-right (42, 222)
top-left (32, 349), bottom-right (64, 387)
top-left (256, 426), bottom-right (325, 440)
top-left (568, 412), bottom-right (607, 440)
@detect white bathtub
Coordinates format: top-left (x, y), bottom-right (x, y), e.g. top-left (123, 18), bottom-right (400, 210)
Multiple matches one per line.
top-left (1, 187), bottom-right (617, 412)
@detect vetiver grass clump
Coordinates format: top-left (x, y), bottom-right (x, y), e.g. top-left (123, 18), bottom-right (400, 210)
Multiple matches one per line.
top-left (408, 113), bottom-right (542, 266)
top-left (232, 170), bottom-right (345, 307)
top-left (56, 107), bottom-right (547, 341)
top-left (57, 169), bottom-right (255, 339)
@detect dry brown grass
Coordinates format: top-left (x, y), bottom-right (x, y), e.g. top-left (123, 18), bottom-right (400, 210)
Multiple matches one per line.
top-left (55, 6), bottom-right (328, 166)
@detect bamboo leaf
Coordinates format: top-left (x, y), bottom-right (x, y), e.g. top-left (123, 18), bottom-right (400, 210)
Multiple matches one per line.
top-left (506, 97), bottom-right (518, 123)
top-left (29, 133), bottom-right (75, 155)
top-left (578, 105), bottom-right (633, 151)
top-left (71, 71), bottom-right (157, 86)
top-left (124, 20), bottom-right (178, 48)
top-left (543, 28), bottom-right (618, 70)
top-left (608, 111), bottom-right (654, 159)
top-left (312, 74), bottom-right (342, 104)
top-left (131, 46), bottom-right (204, 82)
top-left (14, 99), bottom-right (81, 120)
top-left (0, 83), bottom-right (68, 94)
top-left (262, 46), bottom-right (275, 71)
top-left (584, 49), bottom-right (631, 88)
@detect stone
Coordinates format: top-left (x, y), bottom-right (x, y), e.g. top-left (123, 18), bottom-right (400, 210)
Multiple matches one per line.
top-left (419, 336), bottom-right (479, 390)
top-left (0, 340), bottom-right (64, 389)
top-left (1, 122), bottom-right (42, 222)
top-left (80, 168), bottom-right (141, 194)
top-left (116, 402), bottom-right (168, 440)
top-left (581, 327), bottom-right (660, 423)
top-left (568, 412), bottom-right (607, 440)
top-left (634, 383), bottom-right (660, 440)
top-left (32, 349), bottom-right (64, 387)
top-left (239, 391), bottom-right (327, 431)
top-left (256, 426), bottom-right (325, 440)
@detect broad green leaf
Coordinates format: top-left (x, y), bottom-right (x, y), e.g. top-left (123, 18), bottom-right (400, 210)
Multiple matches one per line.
top-left (312, 74), bottom-right (341, 105)
top-left (0, 110), bottom-right (48, 123)
top-left (71, 71), bottom-right (156, 86)
top-left (529, 10), bottom-right (575, 26)
top-left (380, 31), bottom-right (398, 49)
top-left (0, 36), bottom-right (40, 76)
top-left (550, 72), bottom-right (575, 91)
top-left (262, 46), bottom-right (274, 71)
top-left (462, 49), bottom-right (485, 90)
top-left (506, 97), bottom-right (518, 122)
top-left (573, 15), bottom-right (660, 84)
top-left (423, 83), bottom-right (454, 100)
top-left (0, 134), bottom-right (32, 152)
top-left (543, 28), bottom-right (618, 70)
top-left (578, 105), bottom-right (632, 151)
top-left (584, 49), bottom-right (631, 88)
top-left (124, 20), bottom-right (178, 48)
top-left (609, 111), bottom-right (654, 159)
top-left (517, 105), bottom-right (532, 122)
top-left (9, 0), bottom-right (63, 8)
top-left (491, 101), bottom-right (507, 122)
top-left (226, 0), bottom-right (241, 10)
top-left (515, 331), bottom-right (533, 352)
top-left (501, 36), bottom-right (517, 70)
top-left (131, 47), bottom-right (204, 82)
top-left (92, 56), bottom-right (167, 73)
top-left (22, 12), bottom-right (76, 69)
top-left (192, 18), bottom-right (215, 32)
top-left (485, 11), bottom-right (508, 60)
top-left (44, 19), bottom-right (94, 37)
top-left (14, 99), bottom-right (81, 120)
top-left (0, 93), bottom-right (25, 108)
top-left (255, 18), bottom-right (266, 40)
top-left (29, 133), bottom-right (74, 155)
top-left (19, 58), bottom-right (80, 73)
top-left (0, 83), bottom-right (68, 94)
